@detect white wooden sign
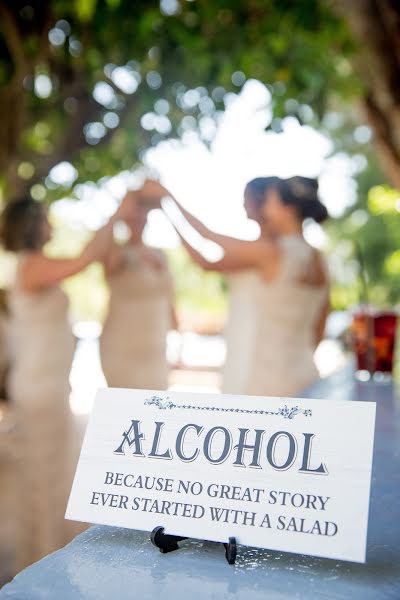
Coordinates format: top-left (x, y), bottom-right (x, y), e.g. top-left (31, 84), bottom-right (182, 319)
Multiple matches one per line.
top-left (66, 389), bottom-right (376, 563)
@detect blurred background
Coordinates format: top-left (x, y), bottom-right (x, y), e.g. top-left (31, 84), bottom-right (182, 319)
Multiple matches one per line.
top-left (1, 0), bottom-right (399, 407)
top-left (0, 0), bottom-right (399, 584)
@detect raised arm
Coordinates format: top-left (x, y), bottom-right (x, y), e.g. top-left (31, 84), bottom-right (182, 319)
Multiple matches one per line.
top-left (171, 197), bottom-right (240, 248)
top-left (141, 178), bottom-right (278, 271)
top-left (18, 201), bottom-right (128, 293)
top-left (174, 225), bottom-right (272, 273)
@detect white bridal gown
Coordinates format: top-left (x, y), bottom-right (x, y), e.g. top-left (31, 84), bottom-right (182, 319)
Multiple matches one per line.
top-left (224, 236), bottom-right (328, 398)
top-left (100, 245), bottom-right (172, 390)
top-left (222, 270), bottom-right (259, 394)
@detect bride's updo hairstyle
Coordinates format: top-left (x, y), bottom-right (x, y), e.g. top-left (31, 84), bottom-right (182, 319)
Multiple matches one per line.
top-left (0, 197), bottom-right (45, 252)
top-left (279, 177), bottom-right (328, 224)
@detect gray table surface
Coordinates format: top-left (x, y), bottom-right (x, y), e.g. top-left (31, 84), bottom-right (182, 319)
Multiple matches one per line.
top-left (1, 364), bottom-right (399, 599)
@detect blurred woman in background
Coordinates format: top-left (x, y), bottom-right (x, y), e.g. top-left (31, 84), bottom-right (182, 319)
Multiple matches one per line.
top-left (221, 177), bottom-right (280, 393)
top-left (0, 197), bottom-right (120, 570)
top-left (141, 177), bottom-right (281, 394)
top-left (141, 177), bottom-right (280, 394)
top-left (100, 190), bottom-right (177, 390)
top-left (144, 177), bottom-right (330, 397)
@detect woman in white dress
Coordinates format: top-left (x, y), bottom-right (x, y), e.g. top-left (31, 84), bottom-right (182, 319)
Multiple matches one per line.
top-left (0, 197), bottom-right (120, 571)
top-left (219, 178), bottom-right (280, 394)
top-left (144, 177), bottom-right (330, 397)
top-left (100, 191), bottom-right (176, 390)
top-left (140, 178), bottom-right (279, 394)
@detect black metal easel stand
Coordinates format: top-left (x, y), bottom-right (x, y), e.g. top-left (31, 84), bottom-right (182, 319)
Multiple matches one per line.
top-left (151, 526), bottom-right (237, 565)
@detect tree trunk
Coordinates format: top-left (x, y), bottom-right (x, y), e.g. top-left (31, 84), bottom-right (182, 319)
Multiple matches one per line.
top-left (331, 0), bottom-right (400, 189)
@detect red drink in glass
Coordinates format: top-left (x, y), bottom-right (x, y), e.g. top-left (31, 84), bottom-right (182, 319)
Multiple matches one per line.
top-left (372, 311), bottom-right (397, 374)
top-left (351, 307), bottom-right (397, 376)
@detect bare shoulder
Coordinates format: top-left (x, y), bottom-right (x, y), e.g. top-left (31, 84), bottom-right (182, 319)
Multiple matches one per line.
top-left (257, 238), bottom-right (281, 263)
top-left (16, 252), bottom-right (49, 291)
top-left (18, 251), bottom-right (47, 275)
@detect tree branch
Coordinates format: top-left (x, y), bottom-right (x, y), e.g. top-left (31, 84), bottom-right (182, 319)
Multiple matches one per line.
top-left (0, 2), bottom-right (29, 76)
top-left (331, 0), bottom-right (400, 188)
top-left (364, 94), bottom-right (400, 189)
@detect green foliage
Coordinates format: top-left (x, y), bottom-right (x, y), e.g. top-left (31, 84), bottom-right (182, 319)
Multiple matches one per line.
top-left (0, 0), bottom-right (355, 200)
top-left (327, 156), bottom-right (400, 309)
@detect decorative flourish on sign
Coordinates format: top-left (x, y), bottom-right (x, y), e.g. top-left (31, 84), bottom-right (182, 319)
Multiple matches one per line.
top-left (144, 396), bottom-right (312, 419)
top-left (144, 396), bottom-right (176, 410)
